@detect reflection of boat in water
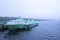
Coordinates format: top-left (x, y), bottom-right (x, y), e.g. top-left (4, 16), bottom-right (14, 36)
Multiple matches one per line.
top-left (5, 18), bottom-right (39, 30)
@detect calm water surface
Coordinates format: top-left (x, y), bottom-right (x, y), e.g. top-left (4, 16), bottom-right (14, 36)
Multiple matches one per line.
top-left (0, 21), bottom-right (60, 40)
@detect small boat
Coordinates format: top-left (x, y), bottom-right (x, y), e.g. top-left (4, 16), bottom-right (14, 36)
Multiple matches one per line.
top-left (5, 18), bottom-right (38, 30)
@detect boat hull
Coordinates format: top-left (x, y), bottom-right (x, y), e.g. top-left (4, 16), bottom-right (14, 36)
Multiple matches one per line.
top-left (5, 24), bottom-right (32, 30)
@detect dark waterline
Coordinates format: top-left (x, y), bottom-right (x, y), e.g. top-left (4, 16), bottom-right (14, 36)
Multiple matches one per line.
top-left (0, 21), bottom-right (60, 40)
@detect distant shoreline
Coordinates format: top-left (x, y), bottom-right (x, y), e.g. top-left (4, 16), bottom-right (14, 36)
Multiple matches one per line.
top-left (0, 17), bottom-right (52, 21)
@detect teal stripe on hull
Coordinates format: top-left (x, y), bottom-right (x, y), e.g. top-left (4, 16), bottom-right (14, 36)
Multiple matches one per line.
top-left (6, 24), bottom-right (26, 29)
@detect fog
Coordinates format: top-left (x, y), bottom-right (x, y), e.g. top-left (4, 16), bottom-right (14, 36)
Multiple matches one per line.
top-left (0, 0), bottom-right (60, 20)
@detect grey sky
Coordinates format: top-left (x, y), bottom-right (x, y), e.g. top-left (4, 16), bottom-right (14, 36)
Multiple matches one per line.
top-left (0, 0), bottom-right (60, 20)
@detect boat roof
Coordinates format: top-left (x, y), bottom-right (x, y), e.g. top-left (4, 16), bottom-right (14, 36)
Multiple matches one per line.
top-left (5, 18), bottom-right (37, 25)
